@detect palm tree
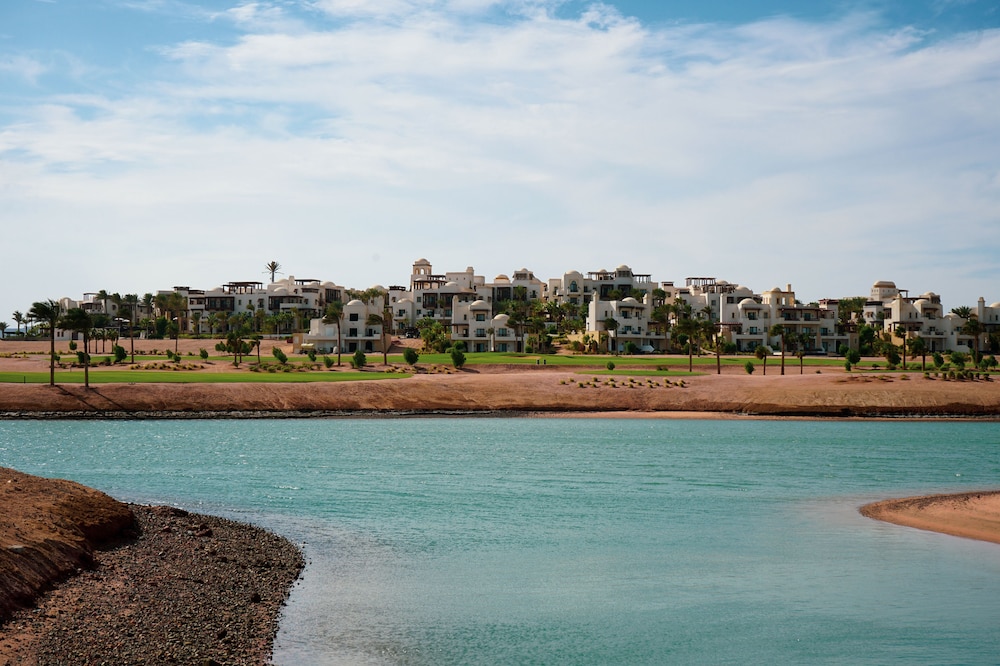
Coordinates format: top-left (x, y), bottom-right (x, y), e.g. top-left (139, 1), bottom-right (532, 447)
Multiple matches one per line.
top-left (323, 301), bottom-right (345, 366)
top-left (366, 312), bottom-right (390, 365)
top-left (0, 321), bottom-right (6, 338)
top-left (961, 316), bottom-right (984, 363)
top-left (893, 325), bottom-right (908, 371)
top-left (674, 315), bottom-right (700, 372)
top-left (795, 331), bottom-right (810, 375)
top-left (951, 305), bottom-right (973, 319)
top-left (59, 308), bottom-right (93, 388)
top-left (265, 261), bottom-right (282, 283)
top-left (909, 335), bottom-right (928, 371)
top-left (755, 344), bottom-right (770, 375)
top-left (769, 324), bottom-right (787, 375)
top-left (123, 293), bottom-right (139, 363)
top-left (29, 300), bottom-right (62, 386)
top-left (602, 317), bottom-right (619, 353)
top-left (12, 311), bottom-right (24, 337)
top-left (703, 319), bottom-right (722, 375)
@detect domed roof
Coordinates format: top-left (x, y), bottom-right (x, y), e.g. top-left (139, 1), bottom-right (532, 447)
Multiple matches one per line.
top-left (913, 298), bottom-right (929, 307)
top-left (493, 313), bottom-right (510, 324)
top-left (444, 281), bottom-right (460, 289)
top-left (273, 287), bottom-right (288, 295)
top-left (622, 297), bottom-right (639, 304)
top-left (414, 258), bottom-right (430, 264)
top-left (494, 274), bottom-right (510, 282)
top-left (716, 279), bottom-right (729, 286)
top-left (347, 299), bottom-right (364, 306)
top-left (616, 264), bottom-right (631, 271)
top-left (768, 286), bottom-right (783, 293)
top-left (369, 284), bottom-right (385, 291)
top-left (322, 281), bottom-right (336, 288)
top-left (873, 280), bottom-right (896, 288)
top-left (739, 298), bottom-right (761, 308)
top-left (991, 302), bottom-right (1000, 309)
top-left (471, 299), bottom-right (488, 308)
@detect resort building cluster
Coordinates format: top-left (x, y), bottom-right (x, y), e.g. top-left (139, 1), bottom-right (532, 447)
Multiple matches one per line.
top-left (13, 258), bottom-right (999, 356)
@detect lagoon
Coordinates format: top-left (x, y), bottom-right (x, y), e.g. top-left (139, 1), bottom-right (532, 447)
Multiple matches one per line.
top-left (1, 418), bottom-right (999, 664)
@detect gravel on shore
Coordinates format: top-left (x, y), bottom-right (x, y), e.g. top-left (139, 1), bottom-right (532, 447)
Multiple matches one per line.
top-left (1, 505), bottom-right (304, 666)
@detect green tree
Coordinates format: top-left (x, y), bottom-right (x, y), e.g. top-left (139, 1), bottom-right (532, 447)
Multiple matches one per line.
top-left (0, 322), bottom-right (7, 338)
top-left (602, 317), bottom-right (619, 353)
top-left (893, 326), bottom-right (908, 371)
top-left (961, 316), bottom-right (984, 363)
top-left (272, 346), bottom-right (288, 364)
top-left (745, 360), bottom-right (755, 375)
top-left (366, 310), bottom-right (390, 365)
top-left (265, 260), bottom-right (282, 283)
top-left (352, 349), bottom-right (367, 369)
top-left (674, 315), bottom-right (700, 372)
top-left (12, 310), bottom-right (24, 337)
top-left (29, 299), bottom-right (62, 386)
top-left (951, 305), bottom-right (973, 319)
top-left (59, 308), bottom-right (93, 388)
top-left (450, 347), bottom-right (466, 369)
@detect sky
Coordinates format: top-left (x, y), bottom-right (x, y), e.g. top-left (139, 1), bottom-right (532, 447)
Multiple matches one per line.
top-left (1, 0), bottom-right (999, 326)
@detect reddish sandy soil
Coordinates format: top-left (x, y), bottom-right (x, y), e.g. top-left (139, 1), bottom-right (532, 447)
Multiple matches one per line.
top-left (2, 339), bottom-right (1000, 418)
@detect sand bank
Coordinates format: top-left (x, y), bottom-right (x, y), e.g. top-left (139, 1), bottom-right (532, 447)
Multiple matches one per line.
top-left (861, 491), bottom-right (1000, 545)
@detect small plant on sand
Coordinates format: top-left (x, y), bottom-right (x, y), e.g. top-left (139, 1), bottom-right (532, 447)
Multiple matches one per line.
top-left (199, 348), bottom-right (209, 361)
top-left (323, 355), bottom-right (334, 369)
top-left (606, 361), bottom-right (615, 371)
top-left (351, 349), bottom-right (367, 369)
top-left (272, 347), bottom-right (288, 364)
top-left (745, 360), bottom-right (755, 375)
top-left (403, 348), bottom-right (419, 366)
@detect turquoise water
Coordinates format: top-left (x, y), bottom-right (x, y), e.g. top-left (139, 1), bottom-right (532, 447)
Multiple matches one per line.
top-left (2, 418), bottom-right (999, 664)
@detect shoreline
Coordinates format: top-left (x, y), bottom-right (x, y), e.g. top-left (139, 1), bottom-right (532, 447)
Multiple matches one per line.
top-left (0, 468), bottom-right (303, 665)
top-left (860, 490), bottom-right (1000, 545)
top-left (1, 370), bottom-right (1000, 420)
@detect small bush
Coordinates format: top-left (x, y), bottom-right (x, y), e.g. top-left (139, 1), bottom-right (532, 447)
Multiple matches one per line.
top-left (323, 355), bottom-right (334, 369)
top-left (606, 361), bottom-right (616, 371)
top-left (199, 348), bottom-right (209, 361)
top-left (403, 348), bottom-right (419, 366)
top-left (272, 347), bottom-right (288, 364)
top-left (450, 348), bottom-right (466, 369)
top-left (745, 360), bottom-right (755, 375)
top-left (351, 349), bottom-right (367, 369)
top-left (68, 341), bottom-right (77, 351)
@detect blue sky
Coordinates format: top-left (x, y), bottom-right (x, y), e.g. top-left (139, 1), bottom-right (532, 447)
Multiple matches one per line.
top-left (1, 0), bottom-right (999, 325)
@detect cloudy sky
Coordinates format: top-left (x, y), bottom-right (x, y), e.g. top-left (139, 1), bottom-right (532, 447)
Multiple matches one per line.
top-left (2, 0), bottom-right (998, 325)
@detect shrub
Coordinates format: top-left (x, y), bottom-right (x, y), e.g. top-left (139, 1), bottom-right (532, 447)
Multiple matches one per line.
top-left (450, 348), bottom-right (466, 369)
top-left (68, 340), bottom-right (77, 351)
top-left (844, 359), bottom-right (852, 372)
top-left (352, 349), bottom-right (367, 369)
top-left (403, 347), bottom-right (419, 366)
top-left (323, 355), bottom-right (334, 369)
top-left (606, 361), bottom-right (616, 371)
top-left (272, 347), bottom-right (288, 364)
top-left (307, 349), bottom-right (317, 362)
top-left (745, 360), bottom-right (755, 374)
top-left (113, 345), bottom-right (127, 364)
top-left (200, 348), bottom-right (209, 361)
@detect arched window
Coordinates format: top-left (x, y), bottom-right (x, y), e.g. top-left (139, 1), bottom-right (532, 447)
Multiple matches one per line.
top-left (569, 280), bottom-right (578, 293)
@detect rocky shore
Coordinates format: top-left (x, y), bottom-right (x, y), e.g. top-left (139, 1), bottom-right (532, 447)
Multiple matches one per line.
top-left (0, 469), bottom-right (303, 666)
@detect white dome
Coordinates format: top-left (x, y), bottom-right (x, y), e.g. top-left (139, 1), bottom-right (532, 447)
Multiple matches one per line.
top-left (622, 297), bottom-right (639, 304)
top-left (740, 298), bottom-right (761, 308)
top-left (873, 280), bottom-right (896, 288)
top-left (347, 299), bottom-right (364, 306)
top-left (273, 287), bottom-right (288, 295)
top-left (471, 299), bottom-right (488, 308)
top-left (494, 274), bottom-right (510, 282)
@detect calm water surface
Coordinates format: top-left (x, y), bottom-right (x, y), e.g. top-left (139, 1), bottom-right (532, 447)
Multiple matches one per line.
top-left (2, 418), bottom-right (999, 664)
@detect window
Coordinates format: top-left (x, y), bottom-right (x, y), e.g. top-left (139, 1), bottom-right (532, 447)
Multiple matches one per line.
top-left (349, 313), bottom-right (359, 321)
top-left (349, 328), bottom-right (358, 337)
top-left (498, 328), bottom-right (509, 337)
top-left (570, 281), bottom-right (578, 293)
top-left (476, 328), bottom-right (486, 337)
top-left (475, 313), bottom-right (486, 321)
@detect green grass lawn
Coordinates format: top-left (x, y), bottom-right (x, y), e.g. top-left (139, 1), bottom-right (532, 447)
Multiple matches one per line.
top-left (0, 370), bottom-right (408, 384)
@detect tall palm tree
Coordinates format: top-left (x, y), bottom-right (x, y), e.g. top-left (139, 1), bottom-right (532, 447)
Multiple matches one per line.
top-left (12, 311), bottom-right (24, 337)
top-left (909, 335), bottom-right (928, 371)
top-left (703, 319), bottom-right (722, 375)
top-left (674, 315), bottom-right (699, 372)
top-left (265, 261), bottom-right (282, 283)
top-left (602, 317), bottom-right (619, 353)
top-left (59, 308), bottom-right (93, 388)
top-left (796, 331), bottom-right (811, 375)
top-left (29, 300), bottom-right (61, 386)
top-left (769, 324), bottom-right (787, 375)
top-left (323, 301), bottom-right (345, 366)
top-left (0, 321), bottom-right (7, 339)
top-left (961, 316), bottom-right (984, 363)
top-left (123, 293), bottom-right (139, 363)
top-left (366, 312), bottom-right (390, 365)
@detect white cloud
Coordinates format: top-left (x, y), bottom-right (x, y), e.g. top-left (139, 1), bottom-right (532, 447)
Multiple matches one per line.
top-left (1, 4), bottom-right (999, 316)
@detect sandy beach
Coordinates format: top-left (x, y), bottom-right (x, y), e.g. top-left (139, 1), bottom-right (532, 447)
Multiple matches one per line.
top-left (861, 491), bottom-right (1000, 545)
